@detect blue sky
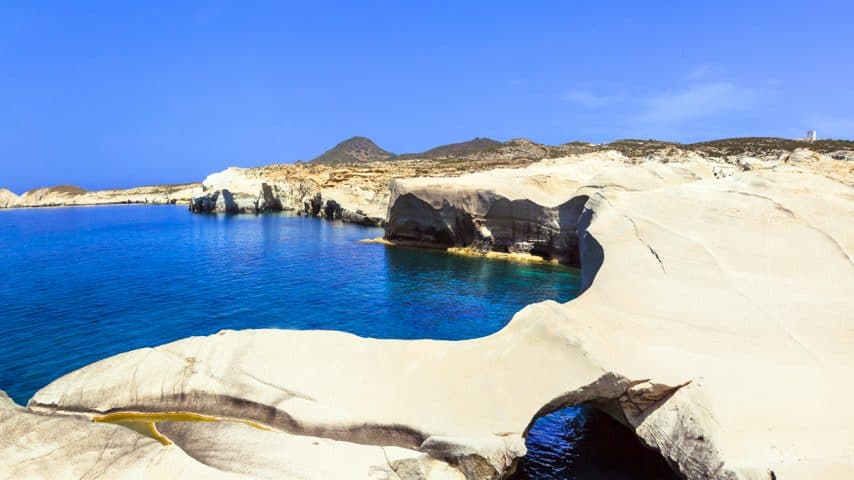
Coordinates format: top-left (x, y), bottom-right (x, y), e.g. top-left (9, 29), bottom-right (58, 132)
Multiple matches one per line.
top-left (1, 1), bottom-right (852, 192)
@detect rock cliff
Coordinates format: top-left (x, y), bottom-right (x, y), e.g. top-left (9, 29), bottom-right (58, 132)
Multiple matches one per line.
top-left (182, 136), bottom-right (614, 224)
top-left (188, 166), bottom-right (387, 226)
top-left (385, 152), bottom-right (715, 265)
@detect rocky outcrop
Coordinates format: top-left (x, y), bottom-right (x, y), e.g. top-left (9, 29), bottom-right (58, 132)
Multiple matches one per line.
top-left (188, 168), bottom-right (294, 214)
top-left (385, 153), bottom-right (714, 265)
top-left (188, 166), bottom-right (386, 226)
top-left (0, 188), bottom-right (17, 208)
top-left (0, 183), bottom-right (198, 208)
top-left (8, 185), bottom-right (90, 207)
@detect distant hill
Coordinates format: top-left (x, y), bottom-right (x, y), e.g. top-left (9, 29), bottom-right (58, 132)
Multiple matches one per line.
top-left (307, 135), bottom-right (853, 166)
top-left (309, 136), bottom-right (393, 165)
top-left (596, 137), bottom-right (854, 157)
top-left (23, 185), bottom-right (87, 196)
top-left (685, 137), bottom-right (854, 155)
top-left (397, 137), bottom-right (501, 160)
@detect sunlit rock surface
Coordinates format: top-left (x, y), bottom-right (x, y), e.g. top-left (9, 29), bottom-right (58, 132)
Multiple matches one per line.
top-left (385, 152), bottom-right (713, 265)
top-left (3, 148), bottom-right (853, 479)
top-left (0, 184), bottom-right (198, 208)
top-left (1, 389), bottom-right (455, 480)
top-left (188, 166), bottom-right (386, 226)
top-left (0, 188), bottom-right (17, 208)
top-left (0, 390), bottom-right (235, 479)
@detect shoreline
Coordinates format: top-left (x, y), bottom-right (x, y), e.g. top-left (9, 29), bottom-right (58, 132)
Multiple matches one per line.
top-left (2, 146), bottom-right (852, 479)
top-left (0, 201), bottom-right (186, 211)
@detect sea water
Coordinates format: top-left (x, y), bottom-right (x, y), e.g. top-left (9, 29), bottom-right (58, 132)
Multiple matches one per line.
top-left (0, 205), bottom-right (674, 479)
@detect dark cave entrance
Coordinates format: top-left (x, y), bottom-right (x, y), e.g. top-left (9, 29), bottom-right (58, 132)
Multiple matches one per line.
top-left (510, 404), bottom-right (680, 480)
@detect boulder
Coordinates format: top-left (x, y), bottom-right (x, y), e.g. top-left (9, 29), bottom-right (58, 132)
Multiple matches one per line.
top-left (324, 199), bottom-right (342, 220)
top-left (341, 208), bottom-right (385, 227)
top-left (305, 192), bottom-right (323, 216)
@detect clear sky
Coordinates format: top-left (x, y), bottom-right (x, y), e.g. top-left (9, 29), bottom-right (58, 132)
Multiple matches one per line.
top-left (1, 1), bottom-right (852, 192)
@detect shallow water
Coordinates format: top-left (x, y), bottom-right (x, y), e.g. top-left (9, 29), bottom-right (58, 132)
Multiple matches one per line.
top-left (0, 205), bottom-right (676, 479)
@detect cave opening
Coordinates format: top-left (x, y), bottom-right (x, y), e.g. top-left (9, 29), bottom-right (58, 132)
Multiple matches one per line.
top-left (507, 220), bottom-right (678, 479)
top-left (510, 404), bottom-right (680, 480)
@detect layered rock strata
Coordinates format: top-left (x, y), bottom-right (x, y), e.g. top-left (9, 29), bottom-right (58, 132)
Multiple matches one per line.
top-left (2, 149), bottom-right (852, 479)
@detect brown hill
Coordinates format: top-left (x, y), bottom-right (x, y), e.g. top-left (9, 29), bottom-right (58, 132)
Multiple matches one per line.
top-left (309, 137), bottom-right (393, 165)
top-left (24, 185), bottom-right (87, 196)
top-left (397, 137), bottom-right (502, 160)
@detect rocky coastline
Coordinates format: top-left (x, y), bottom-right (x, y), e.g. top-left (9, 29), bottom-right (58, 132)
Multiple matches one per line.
top-left (0, 183), bottom-right (198, 209)
top-left (1, 138), bottom-right (853, 479)
top-left (186, 166), bottom-right (387, 227)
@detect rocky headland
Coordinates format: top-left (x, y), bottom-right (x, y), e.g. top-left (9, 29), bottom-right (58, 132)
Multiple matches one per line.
top-left (184, 136), bottom-right (585, 224)
top-left (1, 137), bottom-right (853, 479)
top-left (0, 183), bottom-right (198, 209)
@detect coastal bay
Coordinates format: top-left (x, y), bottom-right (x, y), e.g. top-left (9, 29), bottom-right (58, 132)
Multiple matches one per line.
top-left (1, 140), bottom-right (852, 479)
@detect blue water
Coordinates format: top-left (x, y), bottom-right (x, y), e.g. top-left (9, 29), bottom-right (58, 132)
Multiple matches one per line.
top-left (512, 406), bottom-right (679, 480)
top-left (0, 205), bottom-right (581, 404)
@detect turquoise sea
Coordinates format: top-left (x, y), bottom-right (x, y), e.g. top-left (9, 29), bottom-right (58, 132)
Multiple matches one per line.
top-left (0, 205), bottom-right (675, 479)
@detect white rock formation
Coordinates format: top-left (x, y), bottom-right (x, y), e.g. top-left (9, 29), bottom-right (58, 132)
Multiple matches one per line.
top-left (0, 184), bottom-right (198, 208)
top-left (190, 167), bottom-right (297, 214)
top-left (189, 166), bottom-right (386, 226)
top-left (1, 389), bottom-right (453, 479)
top-left (0, 390), bottom-right (236, 479)
top-left (385, 152), bottom-right (715, 264)
top-left (3, 151), bottom-right (853, 479)
top-left (0, 188), bottom-right (18, 208)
